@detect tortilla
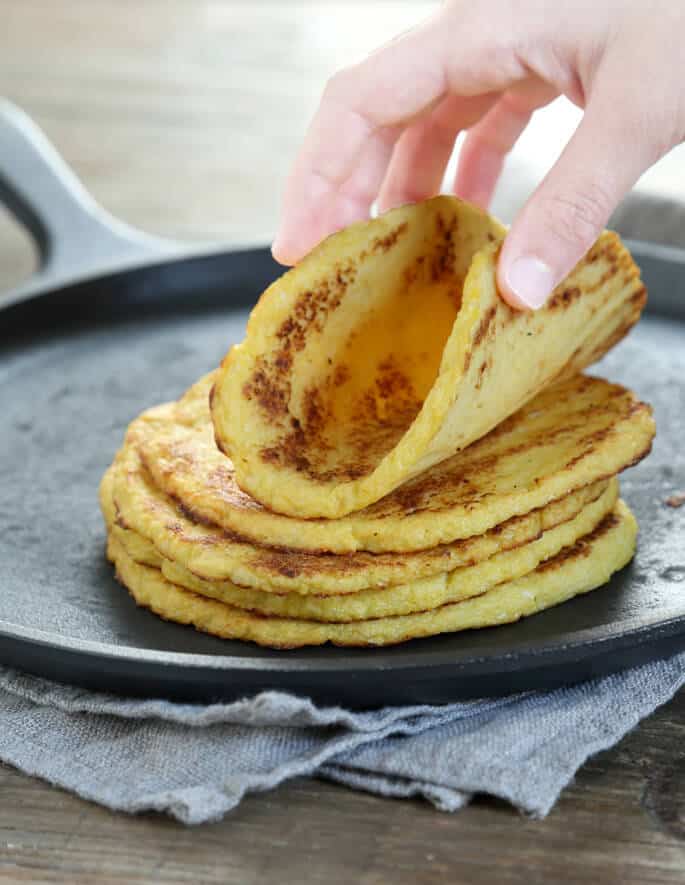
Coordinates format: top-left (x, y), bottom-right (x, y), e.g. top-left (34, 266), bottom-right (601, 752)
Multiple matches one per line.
top-left (111, 412), bottom-right (615, 593)
top-left (109, 479), bottom-right (618, 621)
top-left (100, 464), bottom-right (161, 568)
top-left (137, 371), bottom-right (653, 554)
top-left (211, 196), bottom-right (646, 518)
top-left (108, 500), bottom-right (636, 647)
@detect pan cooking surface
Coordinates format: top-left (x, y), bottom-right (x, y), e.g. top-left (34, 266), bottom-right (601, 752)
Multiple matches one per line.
top-left (1, 248), bottom-right (684, 705)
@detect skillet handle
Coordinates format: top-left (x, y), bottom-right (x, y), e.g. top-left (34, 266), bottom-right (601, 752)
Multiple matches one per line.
top-left (0, 100), bottom-right (175, 277)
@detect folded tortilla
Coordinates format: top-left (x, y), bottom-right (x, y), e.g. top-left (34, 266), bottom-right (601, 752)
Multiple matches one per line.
top-left (211, 196), bottom-right (646, 518)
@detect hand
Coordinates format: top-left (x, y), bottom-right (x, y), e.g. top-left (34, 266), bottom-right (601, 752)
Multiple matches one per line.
top-left (272, 0), bottom-right (684, 309)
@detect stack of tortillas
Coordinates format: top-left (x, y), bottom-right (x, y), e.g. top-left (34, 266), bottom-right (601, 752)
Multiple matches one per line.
top-left (101, 197), bottom-right (655, 648)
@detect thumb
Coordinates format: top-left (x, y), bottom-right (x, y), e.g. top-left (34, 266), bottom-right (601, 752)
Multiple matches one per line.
top-left (497, 86), bottom-right (661, 310)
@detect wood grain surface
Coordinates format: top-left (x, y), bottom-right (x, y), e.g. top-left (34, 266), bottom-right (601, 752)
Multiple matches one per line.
top-left (0, 691), bottom-right (684, 884)
top-left (1, 2), bottom-right (684, 882)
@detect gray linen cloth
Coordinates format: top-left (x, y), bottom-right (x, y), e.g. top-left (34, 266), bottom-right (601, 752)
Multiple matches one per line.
top-left (1, 191), bottom-right (683, 825)
top-left (0, 656), bottom-right (684, 824)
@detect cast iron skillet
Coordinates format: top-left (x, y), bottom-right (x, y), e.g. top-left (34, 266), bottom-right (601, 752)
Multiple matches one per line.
top-left (1, 101), bottom-right (684, 707)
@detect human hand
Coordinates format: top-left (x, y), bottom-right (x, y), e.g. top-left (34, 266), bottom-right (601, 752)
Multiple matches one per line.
top-left (272, 0), bottom-right (684, 309)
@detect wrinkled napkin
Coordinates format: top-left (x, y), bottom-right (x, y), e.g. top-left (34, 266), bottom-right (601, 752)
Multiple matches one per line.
top-left (0, 655), bottom-right (683, 824)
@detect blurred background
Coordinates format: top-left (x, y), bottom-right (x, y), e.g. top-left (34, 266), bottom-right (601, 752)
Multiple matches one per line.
top-left (2, 0), bottom-right (684, 290)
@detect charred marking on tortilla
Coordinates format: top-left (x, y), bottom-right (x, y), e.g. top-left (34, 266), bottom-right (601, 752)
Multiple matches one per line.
top-left (537, 511), bottom-right (620, 571)
top-left (431, 213), bottom-right (459, 281)
top-left (548, 286), bottom-right (581, 309)
top-left (242, 362), bottom-right (290, 421)
top-left (302, 385), bottom-right (329, 432)
top-left (403, 254), bottom-right (426, 288)
top-left (260, 431), bottom-right (310, 472)
top-left (249, 270), bottom-right (355, 417)
top-left (333, 364), bottom-right (351, 387)
top-left (371, 222), bottom-right (408, 254)
top-left (472, 305), bottom-right (497, 349)
top-left (475, 356), bottom-right (492, 390)
top-left (375, 357), bottom-right (415, 402)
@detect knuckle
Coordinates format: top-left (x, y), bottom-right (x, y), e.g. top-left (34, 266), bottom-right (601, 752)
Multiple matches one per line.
top-left (640, 108), bottom-right (681, 163)
top-left (323, 67), bottom-right (354, 106)
top-left (612, 102), bottom-right (669, 166)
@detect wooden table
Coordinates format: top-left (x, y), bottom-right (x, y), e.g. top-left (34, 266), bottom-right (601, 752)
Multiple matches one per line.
top-left (1, 3), bottom-right (684, 881)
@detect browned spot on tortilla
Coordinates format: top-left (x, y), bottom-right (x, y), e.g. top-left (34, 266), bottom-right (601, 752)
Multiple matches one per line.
top-left (275, 316), bottom-right (298, 347)
top-left (302, 380), bottom-right (422, 483)
top-left (333, 363), bottom-right (351, 387)
top-left (114, 509), bottom-right (130, 531)
top-left (174, 497), bottom-right (220, 530)
top-left (242, 359), bottom-right (290, 422)
top-left (276, 265), bottom-right (354, 350)
top-left (302, 386), bottom-right (325, 430)
top-left (548, 286), bottom-right (581, 309)
top-left (475, 355), bottom-right (492, 390)
top-left (258, 374), bottom-right (339, 473)
top-left (375, 357), bottom-right (414, 402)
top-left (248, 546), bottom-right (382, 581)
top-left (561, 402), bottom-right (653, 474)
top-left (371, 222), bottom-right (408, 254)
top-left (431, 212), bottom-right (460, 281)
top-left (630, 284), bottom-right (647, 306)
top-left (536, 510), bottom-right (620, 572)
top-left (244, 263), bottom-right (358, 435)
top-left (241, 482), bottom-right (603, 581)
top-left (117, 457), bottom-right (255, 552)
top-left (403, 254), bottom-right (426, 288)
top-left (274, 351), bottom-right (293, 373)
top-left (472, 305), bottom-right (497, 349)
top-left (207, 462), bottom-right (236, 485)
top-left (390, 470), bottom-right (478, 515)
top-left (373, 386), bottom-right (651, 517)
top-left (213, 428), bottom-right (230, 457)
top-left (298, 358), bottom-right (423, 480)
top-left (260, 430), bottom-right (310, 472)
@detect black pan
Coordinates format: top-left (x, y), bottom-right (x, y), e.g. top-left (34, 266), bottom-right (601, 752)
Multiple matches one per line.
top-left (1, 101), bottom-right (684, 708)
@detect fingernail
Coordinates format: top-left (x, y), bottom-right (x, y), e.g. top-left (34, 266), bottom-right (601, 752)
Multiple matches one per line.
top-left (504, 255), bottom-right (556, 310)
top-left (271, 232), bottom-right (293, 265)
